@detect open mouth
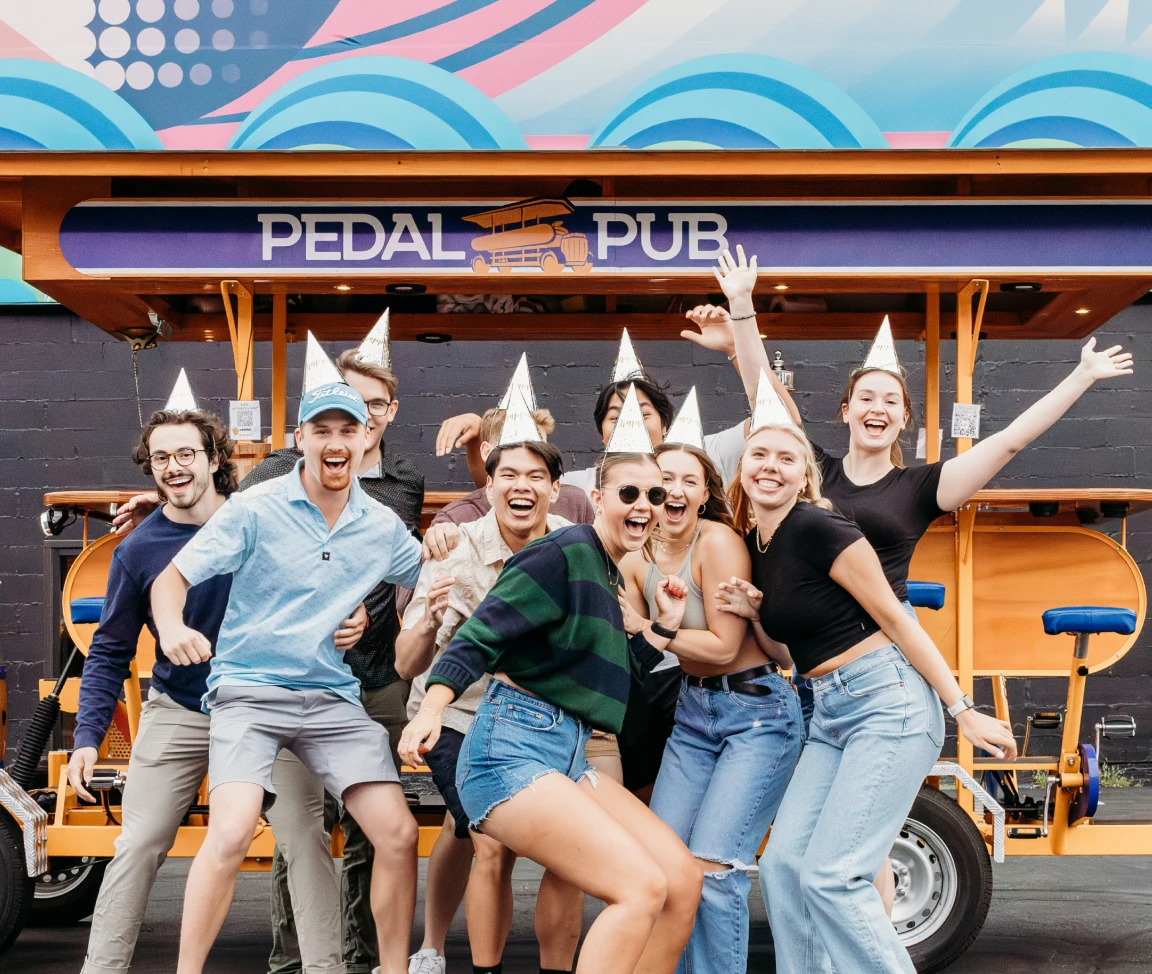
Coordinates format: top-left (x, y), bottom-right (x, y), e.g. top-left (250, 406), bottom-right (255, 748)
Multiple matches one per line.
top-left (322, 454), bottom-right (350, 474)
top-left (863, 419), bottom-right (889, 435)
top-left (754, 477), bottom-right (784, 492)
top-left (664, 501), bottom-right (687, 523)
top-left (624, 514), bottom-right (650, 540)
top-left (164, 474), bottom-right (192, 492)
top-left (507, 497), bottom-right (536, 517)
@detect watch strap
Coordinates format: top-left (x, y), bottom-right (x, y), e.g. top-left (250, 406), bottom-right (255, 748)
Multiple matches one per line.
top-left (946, 694), bottom-right (975, 718)
top-left (650, 620), bottom-right (679, 640)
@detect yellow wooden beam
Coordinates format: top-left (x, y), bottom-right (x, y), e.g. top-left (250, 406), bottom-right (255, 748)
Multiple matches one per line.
top-left (220, 279), bottom-right (255, 401)
top-left (271, 293), bottom-right (288, 449)
top-left (925, 283), bottom-right (941, 463)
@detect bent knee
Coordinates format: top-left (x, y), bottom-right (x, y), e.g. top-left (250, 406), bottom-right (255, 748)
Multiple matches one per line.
top-left (621, 863), bottom-right (669, 920)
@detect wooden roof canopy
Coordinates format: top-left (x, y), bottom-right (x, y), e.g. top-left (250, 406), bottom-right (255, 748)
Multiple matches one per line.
top-left (3, 148), bottom-right (1152, 344)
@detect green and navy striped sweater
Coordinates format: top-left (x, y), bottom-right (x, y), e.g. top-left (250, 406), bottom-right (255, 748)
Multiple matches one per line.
top-left (427, 523), bottom-right (664, 733)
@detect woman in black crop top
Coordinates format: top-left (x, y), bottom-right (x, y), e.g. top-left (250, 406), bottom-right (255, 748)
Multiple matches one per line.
top-left (717, 421), bottom-right (1017, 974)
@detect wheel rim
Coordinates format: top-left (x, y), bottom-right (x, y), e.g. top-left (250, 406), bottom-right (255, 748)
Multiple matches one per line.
top-left (35, 857), bottom-right (98, 900)
top-left (890, 819), bottom-right (958, 946)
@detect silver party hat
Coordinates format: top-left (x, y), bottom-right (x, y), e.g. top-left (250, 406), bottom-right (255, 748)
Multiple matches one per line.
top-left (664, 387), bottom-right (704, 449)
top-left (302, 332), bottom-right (344, 395)
top-left (604, 383), bottom-right (655, 454)
top-left (497, 352), bottom-right (537, 411)
top-left (750, 370), bottom-right (794, 433)
top-left (496, 384), bottom-right (542, 445)
top-left (355, 309), bottom-right (391, 370)
top-left (611, 328), bottom-right (645, 383)
top-left (860, 316), bottom-right (901, 375)
top-left (164, 368), bottom-right (198, 412)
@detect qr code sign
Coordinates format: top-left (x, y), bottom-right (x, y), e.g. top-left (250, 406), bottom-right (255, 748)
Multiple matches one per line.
top-left (951, 403), bottom-right (982, 439)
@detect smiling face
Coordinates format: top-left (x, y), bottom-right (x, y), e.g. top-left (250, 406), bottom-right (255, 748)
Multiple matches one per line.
top-left (591, 457), bottom-right (664, 558)
top-left (657, 447), bottom-right (708, 533)
top-left (486, 445), bottom-right (559, 542)
top-left (840, 370), bottom-right (909, 455)
top-left (740, 427), bottom-right (807, 511)
top-left (148, 423), bottom-right (219, 510)
top-left (600, 388), bottom-right (665, 449)
top-left (343, 369), bottom-right (397, 455)
top-left (295, 409), bottom-right (369, 493)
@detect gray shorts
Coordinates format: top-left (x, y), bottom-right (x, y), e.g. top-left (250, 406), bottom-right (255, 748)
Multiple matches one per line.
top-left (208, 684), bottom-right (399, 805)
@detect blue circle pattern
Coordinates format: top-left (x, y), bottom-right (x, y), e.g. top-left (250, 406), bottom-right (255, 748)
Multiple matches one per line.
top-left (590, 55), bottom-right (887, 149)
top-left (0, 59), bottom-right (161, 150)
top-left (227, 57), bottom-right (527, 150)
top-left (949, 53), bottom-right (1152, 148)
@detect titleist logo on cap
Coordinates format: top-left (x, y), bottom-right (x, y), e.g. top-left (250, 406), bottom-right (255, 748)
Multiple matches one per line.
top-left (308, 383), bottom-right (361, 402)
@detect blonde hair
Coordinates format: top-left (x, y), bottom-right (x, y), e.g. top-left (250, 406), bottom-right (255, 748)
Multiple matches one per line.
top-left (480, 406), bottom-right (556, 445)
top-left (335, 349), bottom-right (399, 399)
top-left (727, 423), bottom-right (832, 535)
top-left (839, 368), bottom-right (912, 469)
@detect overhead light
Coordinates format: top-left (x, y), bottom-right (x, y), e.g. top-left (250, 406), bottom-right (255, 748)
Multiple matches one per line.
top-left (334, 284), bottom-right (352, 291)
top-left (415, 332), bottom-right (452, 343)
top-left (1000, 282), bottom-right (1042, 292)
top-left (1075, 308), bottom-right (1090, 315)
top-left (774, 284), bottom-right (789, 291)
top-left (386, 283), bottom-right (427, 294)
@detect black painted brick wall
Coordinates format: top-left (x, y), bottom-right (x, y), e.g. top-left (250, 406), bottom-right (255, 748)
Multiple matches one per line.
top-left (2, 309), bottom-right (1150, 777)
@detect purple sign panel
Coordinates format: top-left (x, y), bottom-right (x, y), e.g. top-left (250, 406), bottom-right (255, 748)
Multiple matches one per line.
top-left (59, 198), bottom-right (1152, 277)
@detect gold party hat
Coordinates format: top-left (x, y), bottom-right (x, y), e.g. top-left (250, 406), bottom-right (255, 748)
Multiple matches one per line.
top-left (496, 384), bottom-right (543, 445)
top-left (611, 328), bottom-right (645, 383)
top-left (604, 383), bottom-right (655, 454)
top-left (860, 316), bottom-right (901, 375)
top-left (302, 331), bottom-right (344, 395)
top-left (354, 309), bottom-right (391, 370)
top-left (497, 352), bottom-right (537, 411)
top-left (750, 370), bottom-right (794, 433)
top-left (664, 387), bottom-right (704, 449)
top-left (164, 368), bottom-right (198, 412)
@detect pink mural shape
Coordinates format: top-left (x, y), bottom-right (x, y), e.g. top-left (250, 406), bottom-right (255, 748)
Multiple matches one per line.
top-left (305, 0), bottom-right (455, 49)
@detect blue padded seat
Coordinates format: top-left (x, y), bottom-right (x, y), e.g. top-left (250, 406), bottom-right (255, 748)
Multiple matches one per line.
top-left (1042, 606), bottom-right (1137, 636)
top-left (906, 581), bottom-right (946, 611)
top-left (70, 597), bottom-right (105, 625)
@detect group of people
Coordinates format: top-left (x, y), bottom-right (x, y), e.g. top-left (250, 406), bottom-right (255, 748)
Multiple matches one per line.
top-left (66, 244), bottom-right (1133, 974)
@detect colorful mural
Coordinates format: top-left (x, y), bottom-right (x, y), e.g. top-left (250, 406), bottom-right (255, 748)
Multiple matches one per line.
top-left (5, 1), bottom-right (1152, 150)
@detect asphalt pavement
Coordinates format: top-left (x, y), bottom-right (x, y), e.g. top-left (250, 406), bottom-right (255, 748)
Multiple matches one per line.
top-left (6, 791), bottom-right (1151, 974)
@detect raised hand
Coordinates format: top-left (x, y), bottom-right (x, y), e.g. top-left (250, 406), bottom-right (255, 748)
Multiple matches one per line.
top-left (713, 244), bottom-right (759, 308)
top-left (112, 492), bottom-right (162, 534)
top-left (435, 413), bottom-right (482, 457)
top-left (716, 577), bottom-right (763, 620)
top-left (681, 304), bottom-right (735, 357)
top-left (653, 574), bottom-right (688, 632)
top-left (955, 709), bottom-right (1018, 761)
top-left (1077, 337), bottom-right (1134, 382)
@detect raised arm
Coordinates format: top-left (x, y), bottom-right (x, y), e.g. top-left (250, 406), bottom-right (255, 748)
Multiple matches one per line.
top-left (936, 338), bottom-right (1134, 512)
top-left (829, 538), bottom-right (1017, 760)
top-left (435, 412), bottom-right (487, 489)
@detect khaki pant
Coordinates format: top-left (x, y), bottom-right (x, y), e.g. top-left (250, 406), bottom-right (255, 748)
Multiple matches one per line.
top-left (81, 692), bottom-right (342, 974)
top-left (269, 679), bottom-right (409, 974)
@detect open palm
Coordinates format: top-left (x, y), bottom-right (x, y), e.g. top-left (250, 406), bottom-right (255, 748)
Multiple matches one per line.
top-left (713, 245), bottom-right (758, 304)
top-left (1079, 337), bottom-right (1134, 381)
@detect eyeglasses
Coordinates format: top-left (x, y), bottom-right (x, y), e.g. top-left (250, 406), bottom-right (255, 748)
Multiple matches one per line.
top-left (611, 485), bottom-right (668, 506)
top-left (365, 399), bottom-right (393, 417)
top-left (148, 448), bottom-right (208, 468)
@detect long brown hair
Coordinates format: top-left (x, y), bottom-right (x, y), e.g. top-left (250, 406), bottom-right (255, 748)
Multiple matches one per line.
top-left (133, 409), bottom-right (238, 496)
top-left (727, 423), bottom-right (832, 535)
top-left (839, 368), bottom-right (913, 468)
top-left (653, 442), bottom-right (734, 529)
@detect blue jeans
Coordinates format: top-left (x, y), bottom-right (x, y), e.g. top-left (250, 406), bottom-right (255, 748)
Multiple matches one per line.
top-left (650, 670), bottom-right (803, 974)
top-left (762, 645), bottom-right (944, 974)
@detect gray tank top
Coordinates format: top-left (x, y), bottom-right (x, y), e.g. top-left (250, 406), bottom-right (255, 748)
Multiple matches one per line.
top-left (643, 525), bottom-right (708, 632)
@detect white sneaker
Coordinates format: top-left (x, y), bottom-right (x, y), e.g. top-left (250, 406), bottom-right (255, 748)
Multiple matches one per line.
top-left (407, 948), bottom-right (447, 974)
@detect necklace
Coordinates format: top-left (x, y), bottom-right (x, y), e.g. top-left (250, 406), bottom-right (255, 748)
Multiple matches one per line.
top-left (755, 523), bottom-right (778, 553)
top-left (654, 532), bottom-right (694, 556)
top-left (592, 524), bottom-right (622, 587)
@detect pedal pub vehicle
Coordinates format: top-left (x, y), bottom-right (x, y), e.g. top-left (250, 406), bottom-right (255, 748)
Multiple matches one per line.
top-left (0, 149), bottom-right (1150, 971)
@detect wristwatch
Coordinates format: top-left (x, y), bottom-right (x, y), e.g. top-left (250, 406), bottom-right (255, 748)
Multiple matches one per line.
top-left (650, 621), bottom-right (679, 640)
top-left (946, 694), bottom-right (976, 718)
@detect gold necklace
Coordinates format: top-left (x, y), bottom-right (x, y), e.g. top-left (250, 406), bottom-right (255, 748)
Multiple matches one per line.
top-left (755, 524), bottom-right (778, 554)
top-left (654, 532), bottom-right (694, 556)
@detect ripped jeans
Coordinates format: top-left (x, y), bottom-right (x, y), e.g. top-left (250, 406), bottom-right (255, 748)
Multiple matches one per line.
top-left (650, 670), bottom-right (803, 974)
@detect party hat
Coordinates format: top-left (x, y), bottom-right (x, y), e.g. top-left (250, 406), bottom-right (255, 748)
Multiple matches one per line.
top-left (859, 316), bottom-right (901, 375)
top-left (664, 387), bottom-right (704, 449)
top-left (497, 352), bottom-right (537, 411)
top-left (355, 309), bottom-right (391, 370)
top-left (750, 370), bottom-right (794, 433)
top-left (496, 384), bottom-right (542, 445)
top-left (611, 328), bottom-right (645, 383)
top-left (604, 383), bottom-right (655, 454)
top-left (164, 368), bottom-right (198, 412)
top-left (302, 332), bottom-right (344, 395)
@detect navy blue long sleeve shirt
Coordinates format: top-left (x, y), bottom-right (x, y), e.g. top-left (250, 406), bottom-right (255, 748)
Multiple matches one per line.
top-left (73, 509), bottom-right (232, 752)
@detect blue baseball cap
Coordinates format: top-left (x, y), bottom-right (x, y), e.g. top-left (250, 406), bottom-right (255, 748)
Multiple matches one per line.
top-left (299, 382), bottom-right (368, 425)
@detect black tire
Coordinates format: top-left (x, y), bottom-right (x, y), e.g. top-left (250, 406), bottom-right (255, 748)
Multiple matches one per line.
top-left (28, 857), bottom-right (107, 927)
top-left (0, 809), bottom-right (33, 955)
top-left (892, 786), bottom-right (993, 973)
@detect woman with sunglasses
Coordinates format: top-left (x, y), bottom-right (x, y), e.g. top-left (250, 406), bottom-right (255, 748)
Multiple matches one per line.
top-left (717, 415), bottom-right (1016, 974)
top-left (399, 445), bottom-right (704, 974)
top-left (619, 439), bottom-right (801, 974)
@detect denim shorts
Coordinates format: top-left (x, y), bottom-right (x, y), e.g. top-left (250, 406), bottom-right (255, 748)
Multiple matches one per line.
top-left (456, 680), bottom-right (594, 831)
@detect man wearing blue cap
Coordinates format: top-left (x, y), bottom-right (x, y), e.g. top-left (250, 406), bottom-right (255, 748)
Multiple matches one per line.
top-left (151, 381), bottom-right (424, 974)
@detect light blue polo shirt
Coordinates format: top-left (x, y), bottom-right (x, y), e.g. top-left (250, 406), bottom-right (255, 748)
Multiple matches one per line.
top-left (173, 459), bottom-right (422, 708)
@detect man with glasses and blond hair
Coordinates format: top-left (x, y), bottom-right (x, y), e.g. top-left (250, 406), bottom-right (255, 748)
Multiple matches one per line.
top-left (68, 394), bottom-right (354, 974)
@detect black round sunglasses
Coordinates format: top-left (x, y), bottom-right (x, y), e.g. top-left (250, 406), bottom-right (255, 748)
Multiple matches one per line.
top-left (610, 484), bottom-right (668, 506)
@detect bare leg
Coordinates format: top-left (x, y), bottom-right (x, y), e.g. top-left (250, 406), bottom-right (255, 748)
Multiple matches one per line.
top-left (875, 857), bottom-right (896, 917)
top-left (465, 831), bottom-right (517, 967)
top-left (481, 771), bottom-right (701, 974)
top-left (420, 812), bottom-right (473, 956)
top-left (176, 782), bottom-right (265, 974)
top-left (341, 782), bottom-right (419, 974)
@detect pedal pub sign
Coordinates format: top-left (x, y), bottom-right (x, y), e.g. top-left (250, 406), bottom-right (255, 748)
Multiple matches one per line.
top-left (58, 197), bottom-right (1152, 277)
